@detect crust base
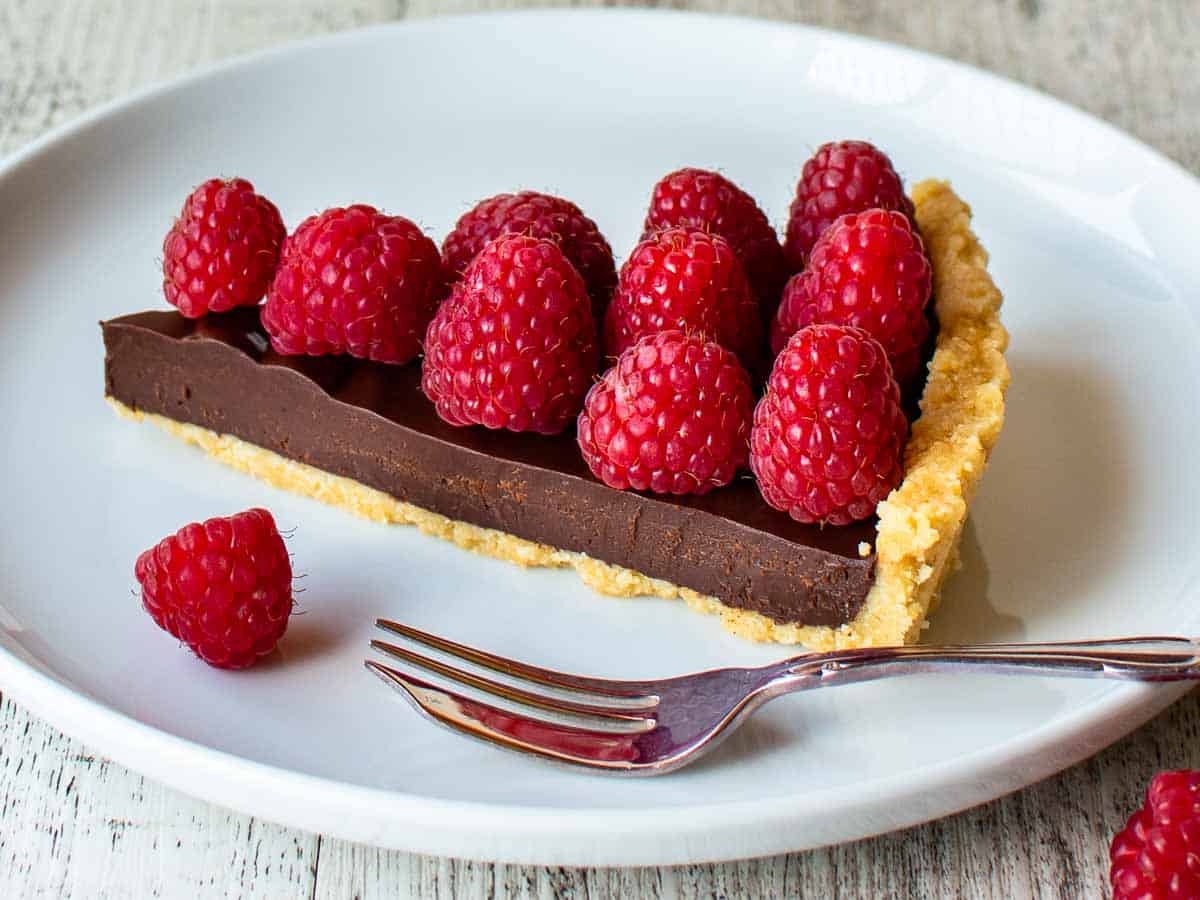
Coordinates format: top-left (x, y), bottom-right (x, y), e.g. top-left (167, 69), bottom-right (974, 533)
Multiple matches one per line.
top-left (106, 179), bottom-right (1008, 648)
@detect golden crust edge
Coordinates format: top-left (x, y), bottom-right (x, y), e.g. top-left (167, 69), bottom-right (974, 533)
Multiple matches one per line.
top-left (105, 179), bottom-right (1008, 648)
top-left (840, 178), bottom-right (1011, 648)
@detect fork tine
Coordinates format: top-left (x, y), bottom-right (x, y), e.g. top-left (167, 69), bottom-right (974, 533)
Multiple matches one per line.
top-left (365, 660), bottom-right (650, 771)
top-left (369, 639), bottom-right (655, 730)
top-left (375, 619), bottom-right (658, 702)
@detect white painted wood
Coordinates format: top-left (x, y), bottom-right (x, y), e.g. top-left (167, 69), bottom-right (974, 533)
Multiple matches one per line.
top-left (0, 0), bottom-right (1196, 896)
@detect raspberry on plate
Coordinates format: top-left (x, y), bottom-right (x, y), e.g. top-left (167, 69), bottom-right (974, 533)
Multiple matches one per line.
top-left (134, 508), bottom-right (293, 670)
top-left (422, 234), bottom-right (598, 435)
top-left (603, 227), bottom-right (763, 369)
top-left (771, 208), bottom-right (931, 385)
top-left (784, 140), bottom-right (916, 267)
top-left (577, 330), bottom-right (753, 495)
top-left (262, 204), bottom-right (444, 364)
top-left (1111, 770), bottom-right (1200, 899)
top-left (441, 191), bottom-right (616, 321)
top-left (642, 167), bottom-right (788, 317)
top-left (751, 324), bottom-right (907, 525)
top-left (162, 177), bottom-right (286, 319)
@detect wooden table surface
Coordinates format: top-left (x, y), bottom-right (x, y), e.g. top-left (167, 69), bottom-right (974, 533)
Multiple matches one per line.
top-left (1, 1), bottom-right (1197, 896)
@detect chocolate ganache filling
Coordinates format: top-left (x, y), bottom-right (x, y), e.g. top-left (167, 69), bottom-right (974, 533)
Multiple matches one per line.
top-left (103, 307), bottom-right (900, 627)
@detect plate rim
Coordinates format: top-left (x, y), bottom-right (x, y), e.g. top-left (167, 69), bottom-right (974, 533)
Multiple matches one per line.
top-left (1, 637), bottom-right (1187, 864)
top-left (1, 7), bottom-right (1198, 865)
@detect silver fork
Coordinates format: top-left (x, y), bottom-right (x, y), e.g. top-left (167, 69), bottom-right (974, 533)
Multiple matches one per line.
top-left (365, 621), bottom-right (1200, 775)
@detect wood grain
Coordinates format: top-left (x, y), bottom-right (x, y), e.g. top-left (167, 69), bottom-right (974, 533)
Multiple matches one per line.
top-left (1, 1), bottom-right (1197, 896)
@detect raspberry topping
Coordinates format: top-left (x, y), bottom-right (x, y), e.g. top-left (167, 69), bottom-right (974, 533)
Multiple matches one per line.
top-left (262, 205), bottom-right (444, 364)
top-left (642, 168), bottom-right (788, 317)
top-left (1111, 770), bottom-right (1200, 899)
top-left (578, 330), bottom-right (753, 495)
top-left (784, 140), bottom-right (915, 267)
top-left (422, 234), bottom-right (598, 435)
top-left (603, 228), bottom-right (762, 369)
top-left (134, 508), bottom-right (293, 669)
top-left (750, 324), bottom-right (907, 525)
top-left (771, 208), bottom-right (931, 385)
top-left (162, 177), bottom-right (286, 319)
top-left (441, 191), bottom-right (616, 321)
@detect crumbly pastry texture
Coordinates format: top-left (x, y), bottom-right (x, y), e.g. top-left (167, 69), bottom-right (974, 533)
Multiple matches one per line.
top-left (108, 179), bottom-right (1008, 648)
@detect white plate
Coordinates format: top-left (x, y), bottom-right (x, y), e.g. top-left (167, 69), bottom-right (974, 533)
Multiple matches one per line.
top-left (1, 9), bottom-right (1198, 866)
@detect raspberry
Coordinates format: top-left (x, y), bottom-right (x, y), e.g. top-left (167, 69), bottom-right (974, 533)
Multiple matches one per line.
top-left (603, 228), bottom-right (762, 369)
top-left (441, 191), bottom-right (616, 320)
top-left (422, 234), bottom-right (597, 435)
top-left (783, 140), bottom-right (915, 267)
top-left (750, 324), bottom-right (907, 525)
top-left (1111, 770), bottom-right (1200, 899)
top-left (134, 508), bottom-right (293, 669)
top-left (162, 177), bottom-right (286, 318)
top-left (642, 168), bottom-right (788, 316)
top-left (577, 331), bottom-right (753, 495)
top-left (262, 205), bottom-right (444, 364)
top-left (771, 209), bottom-right (931, 385)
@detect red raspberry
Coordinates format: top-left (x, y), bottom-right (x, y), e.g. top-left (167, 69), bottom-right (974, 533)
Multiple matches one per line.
top-left (771, 209), bottom-right (931, 385)
top-left (1111, 770), bottom-right (1200, 899)
top-left (603, 228), bottom-right (762, 369)
top-left (578, 331), bottom-right (753, 495)
top-left (441, 191), bottom-right (616, 320)
top-left (262, 205), bottom-right (444, 364)
top-left (750, 324), bottom-right (907, 525)
top-left (642, 168), bottom-right (788, 316)
top-left (784, 140), bottom-right (915, 267)
top-left (422, 234), bottom-right (597, 435)
top-left (162, 177), bottom-right (286, 318)
top-left (134, 508), bottom-right (293, 669)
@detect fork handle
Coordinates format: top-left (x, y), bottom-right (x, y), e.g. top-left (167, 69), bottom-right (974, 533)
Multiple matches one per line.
top-left (779, 637), bottom-right (1200, 687)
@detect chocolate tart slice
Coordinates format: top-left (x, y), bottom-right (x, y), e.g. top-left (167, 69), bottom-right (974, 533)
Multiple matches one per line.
top-left (103, 180), bottom-right (1008, 649)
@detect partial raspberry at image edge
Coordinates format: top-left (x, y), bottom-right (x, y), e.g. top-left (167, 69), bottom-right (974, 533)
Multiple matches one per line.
top-left (1110, 769), bottom-right (1200, 898)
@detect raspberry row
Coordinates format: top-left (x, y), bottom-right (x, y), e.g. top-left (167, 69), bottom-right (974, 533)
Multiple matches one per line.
top-left (159, 140), bottom-right (930, 528)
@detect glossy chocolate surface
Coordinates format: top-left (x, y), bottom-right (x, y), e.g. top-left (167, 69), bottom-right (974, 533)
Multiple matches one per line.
top-left (103, 308), bottom-right (878, 626)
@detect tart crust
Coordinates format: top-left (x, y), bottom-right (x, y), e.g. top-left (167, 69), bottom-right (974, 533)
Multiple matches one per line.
top-left (107, 179), bottom-right (1008, 648)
